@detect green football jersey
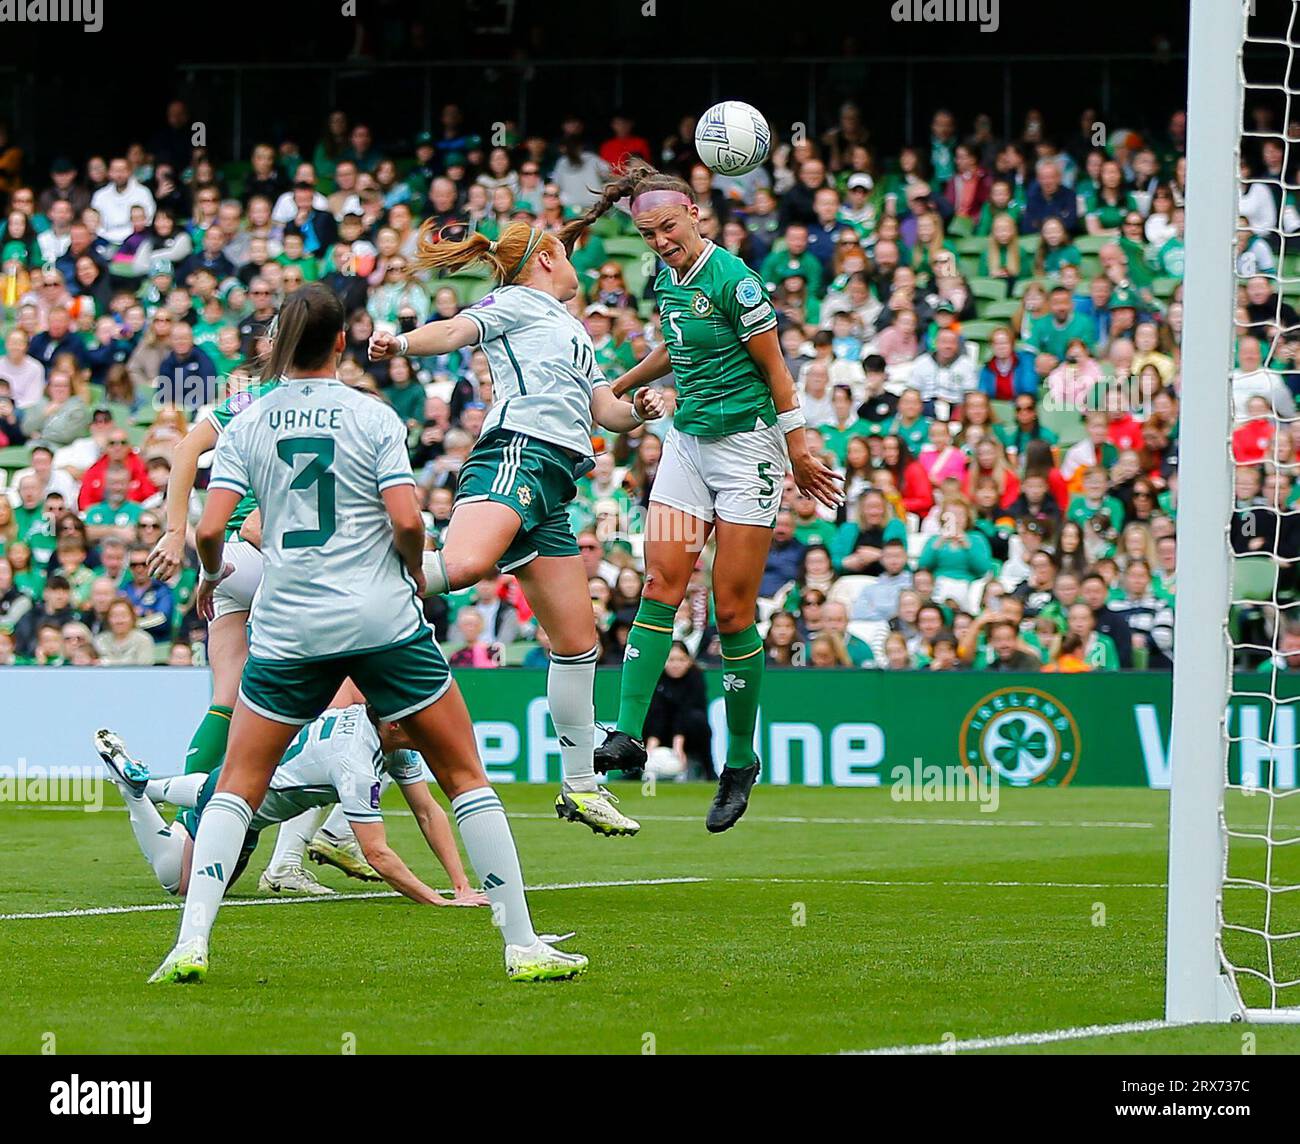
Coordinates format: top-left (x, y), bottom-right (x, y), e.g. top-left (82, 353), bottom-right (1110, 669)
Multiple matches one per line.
top-left (654, 242), bottom-right (778, 439)
top-left (204, 380), bottom-right (280, 539)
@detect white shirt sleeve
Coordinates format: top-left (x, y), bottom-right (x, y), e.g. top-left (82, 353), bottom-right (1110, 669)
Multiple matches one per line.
top-left (208, 427), bottom-right (251, 498)
top-left (372, 405), bottom-right (416, 492)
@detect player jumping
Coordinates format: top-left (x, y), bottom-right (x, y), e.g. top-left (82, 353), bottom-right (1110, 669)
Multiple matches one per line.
top-left (579, 160), bottom-right (843, 831)
top-left (369, 218), bottom-right (667, 837)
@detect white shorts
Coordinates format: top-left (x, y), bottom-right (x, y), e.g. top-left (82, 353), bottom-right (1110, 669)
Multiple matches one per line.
top-left (650, 424), bottom-right (787, 527)
top-left (212, 539), bottom-right (265, 621)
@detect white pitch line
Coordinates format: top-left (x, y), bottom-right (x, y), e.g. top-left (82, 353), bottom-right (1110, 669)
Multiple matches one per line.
top-left (504, 811), bottom-right (1159, 832)
top-left (0, 876), bottom-right (709, 922)
top-left (4, 805), bottom-right (1162, 829)
top-left (723, 876), bottom-right (1169, 890)
top-left (846, 1018), bottom-right (1178, 1055)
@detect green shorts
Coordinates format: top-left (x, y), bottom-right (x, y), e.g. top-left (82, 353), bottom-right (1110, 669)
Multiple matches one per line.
top-left (238, 626), bottom-right (452, 726)
top-left (455, 427), bottom-right (582, 571)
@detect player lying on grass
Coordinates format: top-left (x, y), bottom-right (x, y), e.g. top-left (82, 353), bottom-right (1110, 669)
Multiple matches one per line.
top-left (94, 703), bottom-right (489, 907)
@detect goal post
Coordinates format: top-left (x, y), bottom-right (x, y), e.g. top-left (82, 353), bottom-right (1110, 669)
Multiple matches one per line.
top-left (1166, 0), bottom-right (1300, 1025)
top-left (1164, 0), bottom-right (1246, 1025)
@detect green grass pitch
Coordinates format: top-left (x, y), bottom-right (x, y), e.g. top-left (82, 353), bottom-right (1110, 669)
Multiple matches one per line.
top-left (4, 782), bottom-right (1300, 1055)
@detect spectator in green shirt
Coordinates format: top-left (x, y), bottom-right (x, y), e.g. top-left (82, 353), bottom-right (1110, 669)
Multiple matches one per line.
top-left (792, 489), bottom-right (839, 552)
top-left (1030, 286), bottom-right (1096, 366)
top-left (760, 223), bottom-right (824, 298)
top-left (1067, 602), bottom-right (1120, 670)
top-left (83, 464), bottom-right (142, 545)
top-left (1067, 466), bottom-right (1126, 533)
top-left (822, 599), bottom-right (874, 666)
top-left (819, 384), bottom-right (877, 465)
top-left (384, 355), bottom-right (425, 432)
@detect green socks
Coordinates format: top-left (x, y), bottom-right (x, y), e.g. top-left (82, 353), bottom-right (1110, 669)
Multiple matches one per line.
top-left (183, 705), bottom-right (233, 775)
top-left (615, 598), bottom-right (678, 739)
top-left (720, 626), bottom-right (764, 769)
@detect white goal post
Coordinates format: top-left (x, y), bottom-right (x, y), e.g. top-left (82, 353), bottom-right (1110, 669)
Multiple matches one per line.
top-left (1166, 0), bottom-right (1300, 1024)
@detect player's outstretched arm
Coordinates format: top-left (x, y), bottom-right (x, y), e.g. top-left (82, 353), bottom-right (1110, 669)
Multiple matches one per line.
top-left (368, 315), bottom-right (479, 361)
top-left (349, 819), bottom-right (461, 905)
top-left (609, 343), bottom-right (671, 398)
top-left (590, 384), bottom-right (669, 432)
top-left (149, 416), bottom-right (218, 580)
top-left (398, 779), bottom-right (488, 906)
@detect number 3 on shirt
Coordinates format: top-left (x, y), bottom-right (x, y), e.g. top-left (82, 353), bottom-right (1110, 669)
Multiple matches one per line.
top-left (277, 436), bottom-right (336, 548)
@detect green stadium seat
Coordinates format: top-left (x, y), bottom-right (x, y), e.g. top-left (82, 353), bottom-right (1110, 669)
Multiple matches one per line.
top-left (959, 319), bottom-right (1005, 343)
top-left (1019, 235), bottom-right (1041, 254)
top-left (957, 255), bottom-right (981, 281)
top-left (1079, 256), bottom-right (1103, 281)
top-left (971, 276), bottom-right (1010, 302)
top-left (1074, 234), bottom-right (1109, 255)
top-left (603, 236), bottom-right (646, 258)
top-left (439, 273), bottom-right (495, 305)
top-left (503, 641), bottom-right (535, 666)
top-left (223, 160), bottom-right (251, 199)
top-left (1151, 276), bottom-right (1183, 299)
top-left (1013, 278), bottom-right (1050, 298)
top-left (990, 399), bottom-right (1015, 424)
top-left (1041, 406), bottom-right (1086, 447)
top-left (947, 215), bottom-right (974, 238)
top-left (982, 299), bottom-right (1021, 320)
top-left (105, 403), bottom-right (135, 427)
top-left (127, 425), bottom-right (150, 448)
top-left (1232, 556), bottom-right (1279, 604)
top-left (955, 236), bottom-right (986, 257)
top-left (0, 444), bottom-right (32, 474)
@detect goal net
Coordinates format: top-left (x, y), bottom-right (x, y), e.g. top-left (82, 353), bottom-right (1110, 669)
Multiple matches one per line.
top-left (1168, 0), bottom-right (1300, 1023)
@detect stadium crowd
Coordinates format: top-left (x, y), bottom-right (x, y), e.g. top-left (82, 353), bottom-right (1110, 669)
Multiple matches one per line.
top-left (0, 97), bottom-right (1291, 674)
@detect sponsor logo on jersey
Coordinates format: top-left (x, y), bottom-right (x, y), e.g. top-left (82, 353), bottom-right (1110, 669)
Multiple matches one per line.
top-left (741, 302), bottom-right (773, 327)
top-left (516, 483), bottom-right (533, 507)
top-left (691, 292), bottom-right (714, 317)
top-left (735, 278), bottom-right (765, 307)
top-left (958, 687), bottom-right (1080, 787)
top-left (226, 391), bottom-right (254, 415)
top-left (370, 782), bottom-right (382, 809)
top-left (473, 293), bottom-right (497, 308)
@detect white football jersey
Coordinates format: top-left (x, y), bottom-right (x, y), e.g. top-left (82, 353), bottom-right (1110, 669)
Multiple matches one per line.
top-left (209, 376), bottom-right (429, 661)
top-left (459, 284), bottom-right (609, 461)
top-left (269, 704), bottom-right (425, 824)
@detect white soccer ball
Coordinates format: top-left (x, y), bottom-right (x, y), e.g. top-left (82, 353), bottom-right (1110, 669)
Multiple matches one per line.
top-left (695, 101), bottom-right (771, 177)
top-left (646, 746), bottom-right (686, 779)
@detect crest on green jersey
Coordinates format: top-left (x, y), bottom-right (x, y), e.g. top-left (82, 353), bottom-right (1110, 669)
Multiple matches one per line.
top-left (735, 278), bottom-right (764, 307)
top-left (691, 292), bottom-right (714, 317)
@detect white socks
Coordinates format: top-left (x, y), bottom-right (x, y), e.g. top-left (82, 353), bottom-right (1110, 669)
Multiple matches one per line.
top-left (264, 806), bottom-right (330, 877)
top-left (549, 646), bottom-right (600, 793)
top-left (117, 785), bottom-right (187, 894)
top-left (175, 791), bottom-right (252, 947)
top-left (451, 787), bottom-right (537, 949)
top-left (145, 773), bottom-right (207, 808)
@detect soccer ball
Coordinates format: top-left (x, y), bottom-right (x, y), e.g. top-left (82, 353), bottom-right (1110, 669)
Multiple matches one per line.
top-left (695, 101), bottom-right (771, 177)
top-left (646, 746), bottom-right (686, 780)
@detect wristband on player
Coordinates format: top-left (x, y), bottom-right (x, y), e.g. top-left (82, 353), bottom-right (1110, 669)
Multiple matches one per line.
top-left (629, 396), bottom-right (646, 424)
top-left (200, 565), bottom-right (224, 584)
top-left (395, 334), bottom-right (410, 356)
top-left (777, 407), bottom-right (807, 435)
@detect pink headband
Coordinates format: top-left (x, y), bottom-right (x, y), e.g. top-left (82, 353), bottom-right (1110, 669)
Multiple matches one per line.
top-left (630, 190), bottom-right (692, 214)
